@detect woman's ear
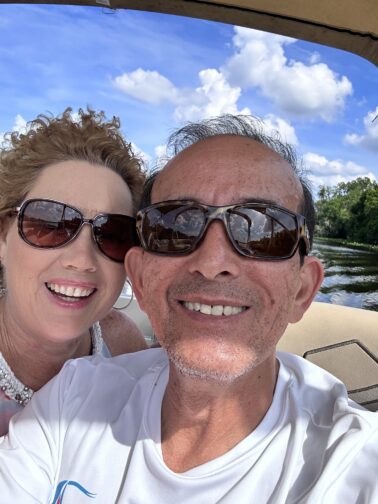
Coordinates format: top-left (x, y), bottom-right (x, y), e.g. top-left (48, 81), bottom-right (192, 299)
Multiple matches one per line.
top-left (0, 218), bottom-right (10, 264)
top-left (289, 256), bottom-right (324, 323)
top-left (124, 247), bottom-right (147, 311)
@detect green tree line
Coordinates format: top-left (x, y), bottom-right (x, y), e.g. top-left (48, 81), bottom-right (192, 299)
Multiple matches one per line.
top-left (315, 177), bottom-right (378, 245)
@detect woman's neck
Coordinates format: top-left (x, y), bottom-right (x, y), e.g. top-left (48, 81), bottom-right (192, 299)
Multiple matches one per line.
top-left (0, 298), bottom-right (92, 391)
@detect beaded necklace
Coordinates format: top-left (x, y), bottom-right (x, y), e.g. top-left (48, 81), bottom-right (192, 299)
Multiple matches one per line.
top-left (0, 321), bottom-right (104, 406)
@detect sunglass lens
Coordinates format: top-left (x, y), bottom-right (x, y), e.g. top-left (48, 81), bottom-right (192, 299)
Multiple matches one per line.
top-left (20, 200), bottom-right (81, 248)
top-left (142, 205), bottom-right (205, 254)
top-left (93, 215), bottom-right (138, 262)
top-left (230, 207), bottom-right (298, 258)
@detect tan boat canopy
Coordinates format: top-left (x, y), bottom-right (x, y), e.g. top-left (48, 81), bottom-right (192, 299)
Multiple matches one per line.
top-left (1, 0), bottom-right (377, 66)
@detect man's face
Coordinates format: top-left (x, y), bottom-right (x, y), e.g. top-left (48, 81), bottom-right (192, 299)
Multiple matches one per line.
top-left (127, 135), bottom-right (322, 382)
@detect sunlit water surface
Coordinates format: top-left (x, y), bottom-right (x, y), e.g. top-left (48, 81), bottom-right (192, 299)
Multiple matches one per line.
top-left (312, 240), bottom-right (378, 311)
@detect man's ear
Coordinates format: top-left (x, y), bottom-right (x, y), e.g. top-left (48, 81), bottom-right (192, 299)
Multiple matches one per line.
top-left (289, 256), bottom-right (324, 323)
top-left (124, 247), bottom-right (147, 312)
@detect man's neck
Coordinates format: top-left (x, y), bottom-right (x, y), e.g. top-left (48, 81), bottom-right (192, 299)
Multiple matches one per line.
top-left (161, 354), bottom-right (279, 473)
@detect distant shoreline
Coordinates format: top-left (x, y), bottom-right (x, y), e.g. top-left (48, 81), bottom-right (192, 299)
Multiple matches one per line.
top-left (314, 236), bottom-right (378, 253)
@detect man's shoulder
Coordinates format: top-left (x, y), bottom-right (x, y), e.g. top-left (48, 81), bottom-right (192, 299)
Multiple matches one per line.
top-left (277, 351), bottom-right (377, 424)
top-left (278, 350), bottom-right (346, 388)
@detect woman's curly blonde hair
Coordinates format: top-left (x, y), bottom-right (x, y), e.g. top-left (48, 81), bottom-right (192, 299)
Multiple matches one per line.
top-left (0, 107), bottom-right (145, 214)
top-left (0, 107), bottom-right (146, 287)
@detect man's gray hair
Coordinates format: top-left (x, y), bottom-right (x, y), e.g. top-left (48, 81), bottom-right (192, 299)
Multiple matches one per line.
top-left (141, 114), bottom-right (315, 250)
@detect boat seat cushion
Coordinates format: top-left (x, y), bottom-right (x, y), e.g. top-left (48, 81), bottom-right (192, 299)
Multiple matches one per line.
top-left (280, 302), bottom-right (378, 411)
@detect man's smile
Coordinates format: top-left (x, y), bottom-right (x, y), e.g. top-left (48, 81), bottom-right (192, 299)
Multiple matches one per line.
top-left (181, 301), bottom-right (247, 316)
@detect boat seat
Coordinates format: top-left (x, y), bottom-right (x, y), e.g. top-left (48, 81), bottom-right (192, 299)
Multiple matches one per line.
top-left (279, 302), bottom-right (378, 411)
top-left (122, 299), bottom-right (378, 411)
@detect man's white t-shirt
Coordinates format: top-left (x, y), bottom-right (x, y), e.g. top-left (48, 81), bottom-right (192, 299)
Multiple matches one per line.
top-left (0, 348), bottom-right (377, 503)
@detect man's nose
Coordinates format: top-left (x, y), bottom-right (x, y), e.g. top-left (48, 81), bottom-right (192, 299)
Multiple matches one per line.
top-left (187, 220), bottom-right (241, 280)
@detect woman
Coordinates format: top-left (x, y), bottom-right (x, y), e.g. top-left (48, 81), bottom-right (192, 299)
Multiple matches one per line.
top-left (0, 107), bottom-right (147, 435)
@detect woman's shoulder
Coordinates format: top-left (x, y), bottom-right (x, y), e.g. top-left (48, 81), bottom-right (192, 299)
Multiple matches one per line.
top-left (100, 308), bottom-right (148, 356)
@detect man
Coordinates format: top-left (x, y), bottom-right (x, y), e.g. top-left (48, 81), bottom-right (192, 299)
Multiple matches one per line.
top-left (1, 115), bottom-right (377, 503)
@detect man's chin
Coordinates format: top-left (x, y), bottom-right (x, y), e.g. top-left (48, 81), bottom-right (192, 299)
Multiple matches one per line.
top-left (167, 348), bottom-right (259, 384)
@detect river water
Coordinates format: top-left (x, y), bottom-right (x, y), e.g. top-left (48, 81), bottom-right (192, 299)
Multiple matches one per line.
top-left (312, 240), bottom-right (378, 311)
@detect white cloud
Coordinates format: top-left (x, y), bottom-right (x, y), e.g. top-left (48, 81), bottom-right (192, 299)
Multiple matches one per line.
top-left (112, 27), bottom-right (352, 124)
top-left (223, 28), bottom-right (294, 87)
top-left (70, 112), bottom-right (81, 123)
top-left (154, 144), bottom-right (167, 158)
top-left (344, 107), bottom-right (378, 152)
top-left (13, 114), bottom-right (27, 132)
top-left (113, 68), bottom-right (178, 105)
top-left (303, 152), bottom-right (376, 193)
top-left (113, 67), bottom-right (249, 122)
top-left (0, 114), bottom-right (28, 146)
top-left (261, 114), bottom-right (298, 145)
top-left (131, 142), bottom-right (151, 164)
top-left (309, 52), bottom-right (321, 64)
top-left (153, 144), bottom-right (169, 170)
top-left (223, 27), bottom-right (352, 121)
top-left (173, 69), bottom-right (250, 122)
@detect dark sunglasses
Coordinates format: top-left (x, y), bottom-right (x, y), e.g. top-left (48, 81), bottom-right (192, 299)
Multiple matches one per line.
top-left (137, 200), bottom-right (310, 260)
top-left (14, 198), bottom-right (138, 263)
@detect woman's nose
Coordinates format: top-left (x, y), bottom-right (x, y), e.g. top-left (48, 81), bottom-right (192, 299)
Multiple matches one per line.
top-left (59, 223), bottom-right (98, 272)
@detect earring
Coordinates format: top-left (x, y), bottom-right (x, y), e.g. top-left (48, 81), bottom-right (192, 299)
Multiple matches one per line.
top-left (0, 286), bottom-right (7, 297)
top-left (114, 279), bottom-right (134, 310)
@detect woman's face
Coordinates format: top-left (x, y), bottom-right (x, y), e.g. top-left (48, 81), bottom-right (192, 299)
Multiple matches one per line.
top-left (0, 160), bottom-right (133, 343)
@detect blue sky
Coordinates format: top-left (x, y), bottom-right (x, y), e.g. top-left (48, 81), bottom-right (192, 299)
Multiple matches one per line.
top-left (0, 4), bottom-right (377, 195)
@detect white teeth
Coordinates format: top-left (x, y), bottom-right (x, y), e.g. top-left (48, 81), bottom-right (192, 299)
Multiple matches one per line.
top-left (66, 286), bottom-right (74, 297)
top-left (200, 304), bottom-right (212, 315)
top-left (183, 302), bottom-right (246, 317)
top-left (211, 305), bottom-right (224, 316)
top-left (224, 305), bottom-right (233, 316)
top-left (47, 283), bottom-right (95, 298)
